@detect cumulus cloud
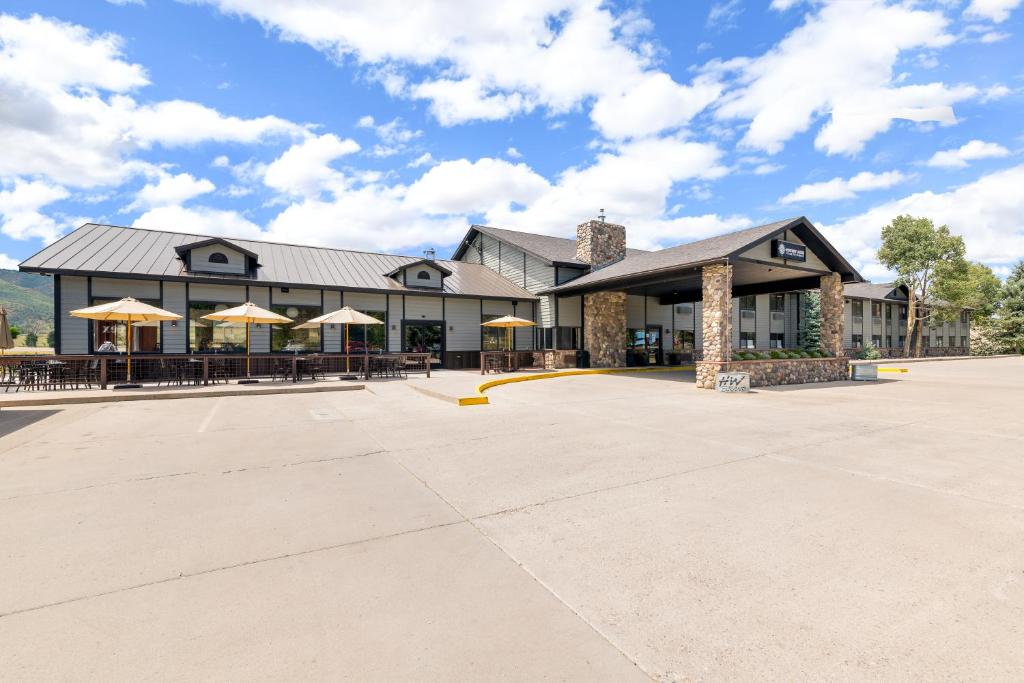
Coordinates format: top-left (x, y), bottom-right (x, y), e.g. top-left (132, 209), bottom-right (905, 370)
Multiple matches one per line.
top-left (0, 253), bottom-right (21, 269)
top-left (779, 171), bottom-right (910, 204)
top-left (0, 179), bottom-right (70, 242)
top-left (925, 139), bottom-right (1010, 168)
top-left (964, 0), bottom-right (1022, 23)
top-left (711, 0), bottom-right (972, 156)
top-left (190, 0), bottom-right (720, 140)
top-left (405, 158), bottom-right (550, 215)
top-left (820, 164), bottom-right (1024, 274)
top-left (262, 134), bottom-right (361, 198)
top-left (125, 172), bottom-right (215, 211)
top-left (133, 204), bottom-right (263, 239)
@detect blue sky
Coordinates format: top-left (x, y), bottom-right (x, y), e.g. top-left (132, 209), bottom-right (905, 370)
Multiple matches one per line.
top-left (0, 0), bottom-right (1021, 280)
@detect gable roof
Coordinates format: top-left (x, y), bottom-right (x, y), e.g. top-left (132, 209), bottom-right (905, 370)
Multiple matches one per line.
top-left (843, 282), bottom-right (908, 300)
top-left (452, 224), bottom-right (647, 266)
top-left (20, 223), bottom-right (535, 300)
top-left (173, 237), bottom-right (259, 261)
top-left (542, 217), bottom-right (862, 295)
top-left (385, 258), bottom-right (453, 278)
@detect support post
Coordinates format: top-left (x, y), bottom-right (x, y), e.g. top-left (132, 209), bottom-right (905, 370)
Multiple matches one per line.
top-left (819, 272), bottom-right (845, 358)
top-left (100, 357), bottom-right (108, 390)
top-left (696, 263), bottom-right (732, 389)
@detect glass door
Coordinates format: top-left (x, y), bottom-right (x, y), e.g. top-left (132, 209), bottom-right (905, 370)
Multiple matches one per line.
top-left (402, 321), bottom-right (444, 367)
top-left (645, 325), bottom-right (662, 365)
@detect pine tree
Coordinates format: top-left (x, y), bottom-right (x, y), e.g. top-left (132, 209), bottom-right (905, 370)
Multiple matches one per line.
top-left (799, 291), bottom-right (821, 351)
top-left (999, 261), bottom-right (1024, 353)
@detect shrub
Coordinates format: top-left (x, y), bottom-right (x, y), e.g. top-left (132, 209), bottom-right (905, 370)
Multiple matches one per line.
top-left (786, 351), bottom-right (801, 359)
top-left (798, 350), bottom-right (810, 358)
top-left (769, 350), bottom-right (784, 359)
top-left (857, 342), bottom-right (882, 360)
top-left (24, 332), bottom-right (38, 347)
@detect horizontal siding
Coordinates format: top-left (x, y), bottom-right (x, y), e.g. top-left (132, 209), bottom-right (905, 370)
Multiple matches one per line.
top-left (524, 254), bottom-right (554, 294)
top-left (405, 295), bottom-right (443, 321)
top-left (481, 235), bottom-right (500, 272)
top-left (481, 300), bottom-right (513, 317)
top-left (91, 277), bottom-right (160, 300)
top-left (270, 287), bottom-right (320, 306)
top-left (558, 296), bottom-right (582, 327)
top-left (388, 295), bottom-right (403, 352)
top-left (499, 244), bottom-right (526, 288)
top-left (162, 281), bottom-right (187, 353)
top-left (514, 302), bottom-right (535, 350)
top-left (60, 275), bottom-right (89, 354)
top-left (646, 298), bottom-right (672, 334)
top-left (344, 291), bottom-right (388, 313)
top-left (322, 290), bottom-right (342, 352)
top-left (189, 283), bottom-right (246, 303)
top-left (189, 244), bottom-right (248, 275)
top-left (537, 294), bottom-right (555, 328)
top-left (626, 295), bottom-right (645, 329)
top-left (248, 286), bottom-right (271, 353)
top-left (446, 298), bottom-right (480, 351)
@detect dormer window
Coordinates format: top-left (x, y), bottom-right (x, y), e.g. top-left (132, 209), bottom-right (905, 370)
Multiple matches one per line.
top-left (174, 237), bottom-right (259, 277)
top-left (417, 270), bottom-right (431, 280)
top-left (384, 259), bottom-right (452, 289)
top-left (209, 252), bottom-right (229, 264)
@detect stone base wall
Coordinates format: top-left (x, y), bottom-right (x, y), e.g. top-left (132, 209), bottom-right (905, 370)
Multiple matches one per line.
top-left (697, 357), bottom-right (849, 388)
top-left (542, 350), bottom-right (578, 369)
top-left (583, 290), bottom-right (627, 367)
top-left (845, 347), bottom-right (969, 359)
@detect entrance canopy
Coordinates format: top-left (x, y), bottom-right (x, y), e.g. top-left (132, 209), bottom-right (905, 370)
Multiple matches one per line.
top-left (541, 217), bottom-right (862, 303)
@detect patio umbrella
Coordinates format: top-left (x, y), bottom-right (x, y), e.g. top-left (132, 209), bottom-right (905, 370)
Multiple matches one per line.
top-left (70, 297), bottom-right (182, 388)
top-left (481, 315), bottom-right (535, 369)
top-left (0, 307), bottom-right (13, 355)
top-left (296, 306), bottom-right (384, 375)
top-left (201, 302), bottom-right (292, 383)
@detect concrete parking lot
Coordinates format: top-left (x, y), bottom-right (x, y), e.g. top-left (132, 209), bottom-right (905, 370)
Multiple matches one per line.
top-left (1, 357), bottom-right (1023, 681)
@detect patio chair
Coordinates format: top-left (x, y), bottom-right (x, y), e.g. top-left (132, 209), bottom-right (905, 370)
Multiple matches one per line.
top-left (307, 356), bottom-right (326, 382)
top-left (209, 358), bottom-right (230, 385)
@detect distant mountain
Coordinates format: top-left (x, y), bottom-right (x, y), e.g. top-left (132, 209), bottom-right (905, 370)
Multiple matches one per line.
top-left (0, 270), bottom-right (54, 336)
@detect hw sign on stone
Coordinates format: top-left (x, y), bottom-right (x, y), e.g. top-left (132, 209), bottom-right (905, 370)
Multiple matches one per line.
top-left (716, 372), bottom-right (750, 393)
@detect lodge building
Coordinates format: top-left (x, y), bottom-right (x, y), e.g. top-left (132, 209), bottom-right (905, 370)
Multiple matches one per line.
top-left (19, 216), bottom-right (968, 386)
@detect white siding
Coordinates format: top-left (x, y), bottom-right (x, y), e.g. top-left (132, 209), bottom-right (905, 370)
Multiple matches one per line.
top-left (843, 300), bottom-right (853, 347)
top-left (755, 294), bottom-right (770, 347)
top-left (91, 277), bottom-right (160, 300)
top-left (524, 254), bottom-right (554, 294)
top-left (499, 244), bottom-right (526, 288)
top-left (646, 297), bottom-right (672, 337)
top-left (270, 287), bottom-right (320, 306)
top-left (558, 295), bottom-right (582, 327)
top-left (738, 232), bottom-right (830, 273)
top-left (162, 281), bottom-right (187, 353)
top-left (189, 244), bottom-right (248, 275)
top-left (402, 264), bottom-right (444, 289)
top-left (673, 303), bottom-right (696, 331)
top-left (405, 295), bottom-right (443, 321)
top-left (463, 236), bottom-right (482, 264)
top-left (626, 295), bottom-right (645, 328)
top-left (387, 295), bottom-right (403, 352)
top-left (248, 286), bottom-right (271, 353)
top-left (537, 294), bottom-right (555, 328)
top-left (446, 298), bottom-right (481, 351)
top-left (482, 300), bottom-right (513, 316)
top-left (481, 235), bottom-right (500, 272)
top-left (59, 275), bottom-right (89, 354)
top-left (785, 293), bottom-right (799, 348)
top-left (322, 290), bottom-right (342, 352)
top-left (513, 301), bottom-right (535, 350)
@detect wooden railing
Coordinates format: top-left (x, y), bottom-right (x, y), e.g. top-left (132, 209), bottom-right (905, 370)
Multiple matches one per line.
top-left (480, 350), bottom-right (546, 374)
top-left (0, 352), bottom-right (431, 390)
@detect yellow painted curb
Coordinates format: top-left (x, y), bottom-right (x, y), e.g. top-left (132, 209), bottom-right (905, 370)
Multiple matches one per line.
top-left (458, 365), bottom-right (697, 406)
top-left (878, 367), bottom-right (909, 373)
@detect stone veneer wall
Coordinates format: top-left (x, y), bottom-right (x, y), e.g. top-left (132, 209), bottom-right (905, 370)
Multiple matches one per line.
top-left (819, 273), bottom-right (844, 358)
top-left (846, 346), bottom-right (970, 359)
top-left (713, 358), bottom-right (849, 387)
top-left (696, 263), bottom-right (732, 388)
top-left (576, 219), bottom-right (626, 267)
top-left (583, 290), bottom-right (627, 367)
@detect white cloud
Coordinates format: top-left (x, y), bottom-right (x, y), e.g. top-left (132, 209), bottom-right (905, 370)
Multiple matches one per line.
top-left (128, 100), bottom-right (305, 147)
top-left (590, 73), bottom-right (722, 140)
top-left (405, 158), bottom-right (550, 215)
top-left (0, 179), bottom-right (70, 242)
top-left (925, 139), bottom-right (1010, 168)
top-left (126, 172), bottom-right (215, 211)
top-left (779, 170), bottom-right (910, 204)
top-left (505, 147), bottom-right (522, 159)
top-left (263, 133), bottom-right (361, 198)
top-left (711, 1), bottom-right (971, 156)
top-left (753, 163), bottom-right (784, 175)
top-left (821, 164), bottom-right (1024, 274)
top-left (980, 30), bottom-right (1011, 43)
top-left (769, 0), bottom-right (802, 10)
top-left (0, 253), bottom-right (20, 269)
top-left (707, 0), bottom-right (743, 29)
top-left (981, 84), bottom-right (1012, 101)
top-left (191, 0), bottom-right (720, 140)
top-left (133, 204), bottom-right (263, 239)
top-left (964, 0), bottom-right (1022, 23)
top-left (407, 153), bottom-right (436, 168)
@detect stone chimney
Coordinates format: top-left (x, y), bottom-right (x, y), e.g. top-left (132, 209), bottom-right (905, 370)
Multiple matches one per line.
top-left (576, 213), bottom-right (626, 268)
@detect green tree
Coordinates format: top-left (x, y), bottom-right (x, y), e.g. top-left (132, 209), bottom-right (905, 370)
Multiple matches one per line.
top-left (998, 261), bottom-right (1024, 353)
top-left (8, 325), bottom-right (19, 340)
top-left (877, 215), bottom-right (966, 357)
top-left (47, 330), bottom-right (55, 348)
top-left (933, 261), bottom-right (1002, 322)
top-left (799, 291), bottom-right (821, 351)
top-left (24, 332), bottom-right (38, 347)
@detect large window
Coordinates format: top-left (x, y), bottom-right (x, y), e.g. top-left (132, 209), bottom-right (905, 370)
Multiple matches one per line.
top-left (272, 304), bottom-right (321, 352)
top-left (871, 302), bottom-right (882, 321)
top-left (626, 328), bottom-right (645, 350)
top-left (935, 335), bottom-right (944, 347)
top-left (482, 314), bottom-right (506, 350)
top-left (852, 300), bottom-right (864, 324)
top-left (851, 333), bottom-right (863, 349)
top-left (872, 335), bottom-right (882, 347)
top-left (673, 329), bottom-right (694, 351)
top-left (960, 336), bottom-right (967, 347)
top-left (190, 302), bottom-right (245, 352)
top-left (739, 331), bottom-right (756, 349)
top-left (769, 294), bottom-right (785, 312)
top-left (535, 327), bottom-right (579, 349)
top-left (93, 298), bottom-right (161, 352)
top-left (347, 310), bottom-right (386, 352)
top-left (769, 332), bottom-right (784, 348)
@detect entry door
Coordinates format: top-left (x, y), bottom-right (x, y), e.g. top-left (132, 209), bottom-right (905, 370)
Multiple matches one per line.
top-left (402, 321), bottom-right (445, 367)
top-left (645, 325), bottom-right (662, 365)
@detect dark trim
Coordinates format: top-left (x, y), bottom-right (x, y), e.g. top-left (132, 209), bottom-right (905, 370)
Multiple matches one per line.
top-left (725, 217), bottom-right (863, 282)
top-left (17, 267), bottom-right (534, 302)
top-left (174, 237), bottom-right (259, 260)
top-left (320, 289), bottom-right (325, 353)
top-left (543, 257), bottom-right (727, 296)
top-left (733, 255), bottom-right (831, 276)
top-left (185, 282), bottom-right (190, 354)
top-left (159, 280), bottom-right (164, 353)
top-left (579, 294), bottom-right (585, 352)
top-left (523, 251), bottom-right (527, 289)
top-left (478, 298), bottom-right (484, 351)
top-left (86, 276), bottom-right (93, 353)
top-left (400, 319), bottom-right (446, 368)
top-left (53, 275), bottom-right (62, 354)
top-left (384, 258), bottom-right (453, 278)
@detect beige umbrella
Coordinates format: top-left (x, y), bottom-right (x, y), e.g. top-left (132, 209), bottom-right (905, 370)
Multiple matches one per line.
top-left (296, 306), bottom-right (384, 375)
top-left (481, 315), bottom-right (535, 370)
top-left (0, 307), bottom-right (14, 354)
top-left (70, 297), bottom-right (182, 387)
top-left (201, 302), bottom-right (292, 382)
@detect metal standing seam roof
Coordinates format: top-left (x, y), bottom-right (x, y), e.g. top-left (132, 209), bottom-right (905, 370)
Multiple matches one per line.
top-left (541, 217), bottom-right (863, 294)
top-left (454, 224), bottom-right (649, 266)
top-left (19, 224), bottom-right (537, 300)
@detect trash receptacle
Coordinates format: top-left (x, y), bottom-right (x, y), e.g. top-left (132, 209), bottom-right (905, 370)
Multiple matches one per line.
top-left (575, 350), bottom-right (590, 368)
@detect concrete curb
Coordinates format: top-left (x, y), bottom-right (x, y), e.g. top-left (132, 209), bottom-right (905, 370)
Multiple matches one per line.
top-left (0, 382), bottom-right (365, 408)
top-left (851, 354), bottom-right (1019, 365)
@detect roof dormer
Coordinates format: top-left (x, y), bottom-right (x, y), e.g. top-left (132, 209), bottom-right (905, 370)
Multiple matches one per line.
top-left (386, 259), bottom-right (452, 289)
top-left (174, 238), bottom-right (259, 277)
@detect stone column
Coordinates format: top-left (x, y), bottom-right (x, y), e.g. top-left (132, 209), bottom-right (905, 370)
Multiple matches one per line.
top-left (696, 263), bottom-right (732, 389)
top-left (583, 291), bottom-right (626, 367)
top-left (819, 272), bottom-right (845, 357)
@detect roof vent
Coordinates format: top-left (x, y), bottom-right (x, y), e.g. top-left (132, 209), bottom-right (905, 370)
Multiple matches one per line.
top-left (423, 248), bottom-right (436, 261)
